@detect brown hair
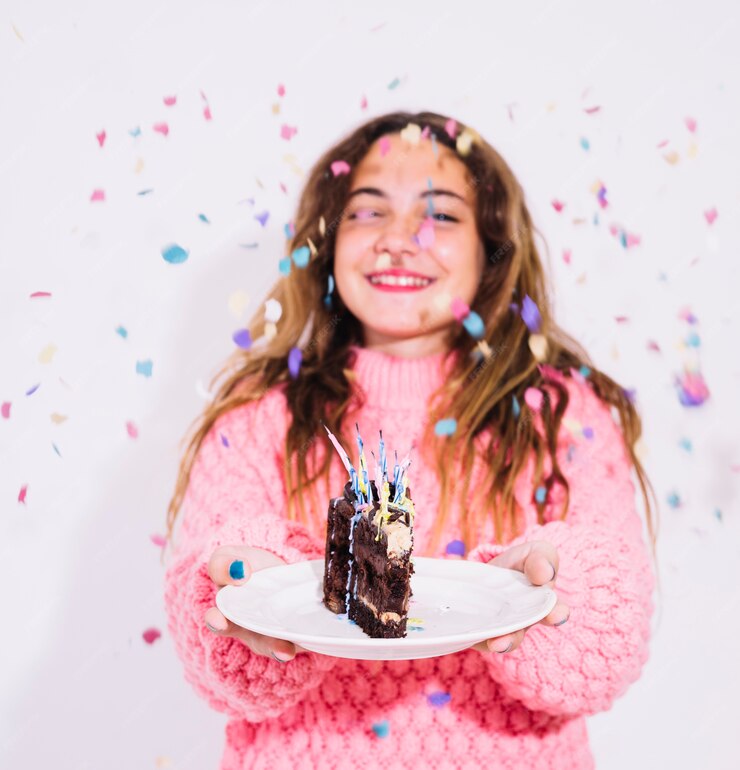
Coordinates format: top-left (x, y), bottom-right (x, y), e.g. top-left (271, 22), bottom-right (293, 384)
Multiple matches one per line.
top-left (163, 110), bottom-right (659, 581)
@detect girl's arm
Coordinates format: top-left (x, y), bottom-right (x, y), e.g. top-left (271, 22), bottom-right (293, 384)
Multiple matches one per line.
top-left (163, 387), bottom-right (338, 723)
top-left (468, 377), bottom-right (657, 719)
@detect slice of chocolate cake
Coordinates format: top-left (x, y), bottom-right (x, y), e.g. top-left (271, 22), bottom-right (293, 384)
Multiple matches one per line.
top-left (321, 425), bottom-right (416, 639)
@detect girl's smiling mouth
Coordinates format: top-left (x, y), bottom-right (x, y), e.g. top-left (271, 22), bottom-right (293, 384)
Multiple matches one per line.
top-left (365, 269), bottom-right (437, 292)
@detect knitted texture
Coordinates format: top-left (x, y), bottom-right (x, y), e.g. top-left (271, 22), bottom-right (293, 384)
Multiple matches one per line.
top-left (163, 344), bottom-right (656, 769)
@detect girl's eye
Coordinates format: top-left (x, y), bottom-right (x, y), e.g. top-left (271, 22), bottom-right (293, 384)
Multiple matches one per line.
top-left (348, 209), bottom-right (380, 220)
top-left (432, 212), bottom-right (458, 223)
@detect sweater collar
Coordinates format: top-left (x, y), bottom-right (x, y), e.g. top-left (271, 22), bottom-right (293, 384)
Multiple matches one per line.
top-left (348, 343), bottom-right (458, 410)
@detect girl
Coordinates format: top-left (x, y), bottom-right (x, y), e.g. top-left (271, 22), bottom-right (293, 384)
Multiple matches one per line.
top-left (163, 111), bottom-right (658, 770)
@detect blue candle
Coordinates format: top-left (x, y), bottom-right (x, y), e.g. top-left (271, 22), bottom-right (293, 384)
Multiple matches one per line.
top-left (379, 430), bottom-right (387, 482)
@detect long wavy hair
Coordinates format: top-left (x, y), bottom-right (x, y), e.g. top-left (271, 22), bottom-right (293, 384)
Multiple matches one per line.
top-left (163, 110), bottom-right (659, 579)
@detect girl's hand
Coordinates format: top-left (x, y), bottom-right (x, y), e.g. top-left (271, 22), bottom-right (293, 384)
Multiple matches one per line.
top-left (204, 545), bottom-right (308, 662)
top-left (471, 539), bottom-right (570, 655)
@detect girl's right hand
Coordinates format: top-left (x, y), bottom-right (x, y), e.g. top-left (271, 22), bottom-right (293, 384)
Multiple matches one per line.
top-left (204, 545), bottom-right (307, 663)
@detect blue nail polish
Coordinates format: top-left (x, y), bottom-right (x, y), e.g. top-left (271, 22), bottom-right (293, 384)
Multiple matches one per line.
top-left (229, 560), bottom-right (245, 580)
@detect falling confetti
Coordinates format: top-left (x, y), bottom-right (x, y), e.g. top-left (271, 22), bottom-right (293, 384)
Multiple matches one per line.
top-left (136, 360), bottom-right (153, 377)
top-left (142, 627), bottom-right (162, 645)
top-left (667, 491), bottom-right (681, 509)
top-left (674, 368), bottom-right (710, 407)
top-left (96, 130), bottom-right (106, 147)
top-left (198, 213), bottom-right (210, 224)
top-left (115, 326), bottom-right (128, 339)
top-left (372, 720), bottom-right (390, 738)
top-left (126, 421), bottom-right (138, 438)
top-left (1, 402), bottom-right (10, 419)
top-left (551, 199), bottom-right (566, 212)
top-left (30, 291), bottom-right (52, 299)
top-left (163, 95), bottom-right (177, 106)
top-left (18, 485), bottom-right (28, 504)
top-left (161, 243), bottom-right (189, 264)
top-left (288, 347), bottom-right (302, 378)
top-left (330, 160), bottom-right (351, 176)
top-left (150, 534), bottom-right (167, 548)
top-left (232, 329), bottom-right (252, 350)
top-left (434, 418), bottom-right (457, 436)
top-left (26, 383), bottom-right (40, 396)
top-left (227, 290), bottom-right (250, 320)
top-left (704, 207), bottom-right (718, 225)
top-left (153, 122), bottom-right (169, 137)
top-left (254, 211), bottom-right (270, 227)
top-left (90, 189), bottom-right (105, 202)
top-left (445, 539), bottom-right (465, 557)
top-left (277, 83), bottom-right (286, 96)
top-left (280, 124), bottom-right (298, 140)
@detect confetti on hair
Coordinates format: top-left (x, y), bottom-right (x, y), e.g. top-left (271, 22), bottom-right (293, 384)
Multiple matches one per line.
top-left (306, 237), bottom-right (318, 256)
top-left (125, 421), bottom-right (138, 438)
top-left (1, 402), bottom-right (10, 419)
top-left (379, 136), bottom-right (391, 156)
top-left (278, 257), bottom-right (291, 275)
top-left (427, 691), bottom-right (451, 708)
top-left (288, 347), bottom-right (302, 378)
top-left (280, 124), bottom-right (297, 140)
top-left (265, 298), bottom-right (283, 323)
top-left (142, 627), bottom-right (162, 645)
top-left (524, 387), bottom-right (543, 411)
top-left (90, 189), bottom-right (105, 202)
top-left (331, 160), bottom-right (351, 176)
top-left (512, 394), bottom-right (521, 418)
top-left (528, 333), bottom-right (548, 362)
top-left (445, 118), bottom-right (457, 139)
top-left (319, 216), bottom-right (326, 236)
top-left (434, 418), bottom-right (457, 436)
top-left (415, 216), bottom-right (435, 249)
top-left (263, 322), bottom-right (277, 341)
top-left (520, 294), bottom-right (542, 333)
top-left (161, 243), bottom-right (189, 264)
top-left (535, 486), bottom-right (547, 503)
top-left (96, 130), bottom-right (106, 147)
top-left (18, 485), bottom-right (28, 504)
top-left (292, 245), bottom-right (310, 267)
top-left (445, 539), bottom-right (465, 557)
top-left (456, 128), bottom-right (475, 156)
top-left (136, 360), bottom-right (153, 377)
top-left (30, 291), bottom-right (52, 299)
top-left (372, 720), bottom-right (390, 738)
top-left (153, 122), bottom-right (169, 137)
top-left (150, 533), bottom-right (166, 548)
top-left (704, 207), bottom-right (718, 225)
top-left (26, 383), bottom-right (40, 396)
top-left (462, 311), bottom-right (485, 339)
top-left (232, 329), bottom-right (252, 349)
top-left (400, 122), bottom-right (422, 145)
top-left (254, 211), bottom-right (269, 227)
top-left (430, 133), bottom-right (438, 159)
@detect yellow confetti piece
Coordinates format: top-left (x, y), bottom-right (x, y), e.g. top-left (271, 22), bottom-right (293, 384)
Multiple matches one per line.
top-left (400, 122), bottom-right (422, 145)
top-left (528, 333), bottom-right (548, 362)
top-left (576, 272), bottom-right (587, 284)
top-left (12, 23), bottom-right (24, 41)
top-left (545, 101), bottom-right (557, 112)
top-left (271, 102), bottom-right (280, 115)
top-left (635, 437), bottom-right (648, 462)
top-left (307, 237), bottom-right (318, 256)
top-left (662, 150), bottom-right (680, 165)
top-left (610, 341), bottom-right (620, 360)
top-left (38, 344), bottom-right (57, 364)
top-left (227, 289), bottom-right (250, 320)
top-left (687, 141), bottom-right (698, 158)
top-left (456, 128), bottom-right (476, 156)
top-left (283, 153), bottom-right (303, 177)
top-left (475, 339), bottom-right (493, 359)
top-left (319, 216), bottom-right (326, 236)
top-left (256, 177), bottom-right (265, 190)
top-left (263, 321), bottom-right (277, 341)
top-left (155, 757), bottom-right (172, 769)
top-left (50, 413), bottom-right (68, 424)
top-left (134, 157), bottom-right (144, 174)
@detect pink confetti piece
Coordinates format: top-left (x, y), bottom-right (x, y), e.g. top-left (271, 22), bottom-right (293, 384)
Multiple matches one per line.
top-left (647, 340), bottom-right (661, 352)
top-left (90, 189), bottom-right (105, 202)
top-left (279, 181), bottom-right (288, 194)
top-left (583, 105), bottom-right (601, 114)
top-left (674, 369), bottom-right (710, 407)
top-left (153, 122), bottom-right (169, 137)
top-left (150, 533), bottom-right (167, 548)
top-left (678, 306), bottom-right (698, 324)
top-left (360, 94), bottom-right (368, 109)
top-left (421, 125), bottom-right (431, 140)
top-left (125, 421), bottom-right (138, 438)
top-left (331, 160), bottom-right (351, 176)
top-left (615, 315), bottom-right (630, 324)
top-left (142, 627), bottom-right (161, 645)
top-left (524, 387), bottom-right (543, 411)
top-left (18, 485), bottom-right (28, 504)
top-left (96, 130), bottom-right (106, 147)
top-left (277, 83), bottom-right (286, 97)
top-left (450, 297), bottom-right (470, 322)
top-left (685, 116), bottom-right (697, 133)
top-left (280, 124), bottom-right (298, 140)
top-left (562, 248), bottom-right (572, 264)
top-left (444, 118), bottom-right (457, 139)
top-left (379, 136), bottom-right (391, 156)
top-left (656, 138), bottom-right (670, 149)
top-left (203, 104), bottom-right (212, 121)
top-left (163, 95), bottom-right (177, 106)
top-left (415, 216), bottom-right (435, 248)
top-left (30, 291), bottom-right (52, 299)
top-left (551, 199), bottom-right (565, 212)
top-left (537, 363), bottom-right (566, 385)
top-left (704, 207), bottom-right (718, 225)
top-left (1, 402), bottom-right (10, 419)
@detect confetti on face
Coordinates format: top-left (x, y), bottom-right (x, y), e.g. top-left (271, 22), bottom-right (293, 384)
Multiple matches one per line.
top-left (265, 298), bottom-right (283, 323)
top-left (163, 95), bottom-right (177, 106)
top-left (434, 418), bottom-right (457, 436)
top-left (524, 387), bottom-right (543, 411)
top-left (150, 533), bottom-right (166, 548)
top-left (379, 136), bottom-right (391, 156)
top-left (90, 189), bottom-right (105, 202)
top-left (521, 294), bottom-right (542, 333)
top-left (153, 122), bottom-right (169, 137)
top-left (400, 122), bottom-right (422, 145)
top-left (445, 539), bottom-right (465, 557)
top-left (18, 484), bottom-right (28, 504)
top-left (704, 207), bottom-right (718, 225)
top-left (280, 124), bottom-right (298, 140)
top-left (142, 627), bottom-right (162, 645)
top-left (288, 347), bottom-right (302, 378)
top-left (331, 160), bottom-right (351, 176)
top-left (450, 297), bottom-right (470, 322)
top-left (445, 119), bottom-right (457, 139)
top-left (96, 130), bottom-right (106, 147)
top-left (232, 329), bottom-right (252, 349)
top-left (374, 252), bottom-right (392, 271)
top-left (161, 243), bottom-right (189, 264)
top-left (136, 360), bottom-right (153, 377)
top-left (126, 421), bottom-right (138, 438)
top-left (415, 216), bottom-right (436, 249)
top-left (1, 402), bottom-right (10, 419)
top-left (292, 245), bottom-right (310, 267)
top-left (372, 720), bottom-right (390, 739)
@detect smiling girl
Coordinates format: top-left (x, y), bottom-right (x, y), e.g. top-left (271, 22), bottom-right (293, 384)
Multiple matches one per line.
top-left (163, 111), bottom-right (658, 770)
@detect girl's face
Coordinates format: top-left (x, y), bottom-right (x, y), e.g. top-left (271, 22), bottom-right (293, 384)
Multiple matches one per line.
top-left (334, 132), bottom-right (485, 356)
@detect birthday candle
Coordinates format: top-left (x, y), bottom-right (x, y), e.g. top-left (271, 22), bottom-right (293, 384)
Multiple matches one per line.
top-left (370, 450), bottom-right (382, 502)
top-left (379, 430), bottom-right (387, 482)
top-left (323, 424), bottom-right (355, 475)
top-left (355, 423), bottom-right (369, 504)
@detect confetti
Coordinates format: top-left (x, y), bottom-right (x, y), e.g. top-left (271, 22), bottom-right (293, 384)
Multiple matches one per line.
top-left (52, 442), bottom-right (62, 457)
top-left (580, 137), bottom-right (590, 150)
top-left (427, 691), bottom-right (451, 708)
top-left (379, 136), bottom-right (391, 157)
top-left (685, 116), bottom-right (697, 133)
top-left (163, 95), bottom-right (177, 106)
top-left (400, 122), bottom-right (422, 145)
top-left (330, 160), bottom-right (351, 176)
top-left (26, 383), bottom-right (40, 396)
top-left (674, 368), bottom-right (710, 407)
top-left (1, 402), bottom-right (11, 419)
top-left (292, 245), bottom-right (310, 267)
top-left (38, 344), bottom-right (57, 364)
top-left (704, 207), bottom-right (718, 225)
top-left (535, 486), bottom-right (547, 503)
top-left (450, 297), bottom-right (469, 322)
top-left (667, 491), bottom-right (681, 509)
top-left (30, 291), bottom-right (52, 299)
top-left (153, 122), bottom-right (169, 137)
top-left (115, 326), bottom-right (128, 339)
top-left (387, 77), bottom-right (400, 89)
top-left (512, 394), bottom-right (521, 418)
top-left (415, 217), bottom-right (435, 249)
top-left (280, 124), bottom-right (298, 140)
top-left (96, 130), bottom-right (106, 147)
top-left (232, 329), bottom-right (252, 349)
top-left (462, 311), bottom-right (485, 339)
top-left (456, 128), bottom-right (475, 156)
top-left (444, 119), bottom-right (458, 139)
top-left (50, 413), bottom-right (67, 424)
top-left (129, 126), bottom-right (142, 138)
top-left (126, 421), bottom-right (138, 438)
top-left (198, 213), bottom-right (210, 224)
top-left (18, 485), bottom-right (28, 504)
top-left (265, 298), bottom-right (283, 323)
top-left (142, 627), bottom-right (162, 645)
top-left (434, 418), bottom-right (457, 436)
top-left (445, 539), bottom-right (465, 557)
top-left (528, 333), bottom-right (548, 362)
top-left (150, 534), bottom-right (167, 548)
top-left (136, 360), bottom-right (153, 377)
top-left (254, 210), bottom-right (269, 228)
top-left (288, 347), bottom-right (302, 378)
top-left (551, 199), bottom-right (565, 213)
top-left (524, 387), bottom-right (543, 411)
top-left (360, 94), bottom-right (367, 109)
top-left (520, 294), bottom-right (542, 333)
top-left (277, 83), bottom-right (286, 96)
top-left (90, 189), bottom-right (105, 202)
top-left (161, 243), bottom-right (189, 264)
top-left (372, 720), bottom-right (390, 738)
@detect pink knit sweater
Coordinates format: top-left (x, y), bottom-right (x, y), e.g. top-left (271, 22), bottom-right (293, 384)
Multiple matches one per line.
top-left (164, 344), bottom-right (656, 770)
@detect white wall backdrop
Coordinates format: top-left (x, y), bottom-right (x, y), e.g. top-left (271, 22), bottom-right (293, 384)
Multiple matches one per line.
top-left (2, 1), bottom-right (739, 768)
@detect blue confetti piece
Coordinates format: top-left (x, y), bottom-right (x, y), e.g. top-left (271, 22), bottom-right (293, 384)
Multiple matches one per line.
top-left (462, 310), bottom-right (485, 339)
top-left (327, 274), bottom-right (335, 294)
top-left (283, 221), bottom-right (295, 238)
top-left (535, 485), bottom-right (547, 503)
top-left (579, 365), bottom-right (591, 378)
top-left (679, 437), bottom-right (692, 452)
top-left (136, 360), bottom-right (153, 377)
top-left (566, 443), bottom-right (576, 462)
top-left (52, 442), bottom-right (62, 457)
top-left (714, 508), bottom-right (723, 522)
top-left (426, 177), bottom-right (435, 215)
top-left (292, 245), bottom-right (310, 267)
top-left (521, 294), bottom-right (542, 333)
top-left (220, 433), bottom-right (230, 447)
top-left (686, 331), bottom-right (701, 348)
top-left (129, 126), bottom-right (141, 138)
top-left (232, 329), bottom-right (252, 349)
top-left (445, 539), bottom-right (465, 556)
top-left (427, 691), bottom-right (451, 708)
top-left (115, 326), bottom-right (128, 339)
top-left (288, 346), bottom-right (302, 378)
top-left (434, 418), bottom-right (457, 436)
top-left (278, 257), bottom-right (292, 275)
top-left (198, 213), bottom-right (211, 224)
top-left (372, 720), bottom-right (390, 738)
top-left (512, 394), bottom-right (520, 418)
top-left (667, 491), bottom-right (681, 509)
top-left (26, 383), bottom-right (41, 396)
top-left (388, 77), bottom-right (400, 90)
top-left (254, 211), bottom-right (270, 227)
top-left (580, 137), bottom-right (590, 150)
top-left (620, 231), bottom-right (628, 249)
top-left (161, 243), bottom-right (189, 264)
top-left (582, 426), bottom-right (594, 440)
top-left (137, 189), bottom-right (154, 196)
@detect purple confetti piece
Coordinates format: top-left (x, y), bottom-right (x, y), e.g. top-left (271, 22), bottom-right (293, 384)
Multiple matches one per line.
top-left (220, 433), bottom-right (230, 447)
top-left (25, 383), bottom-right (41, 396)
top-left (445, 539), bottom-right (465, 556)
top-left (254, 211), bottom-right (269, 227)
top-left (427, 691), bottom-right (451, 708)
top-left (521, 294), bottom-right (541, 333)
top-left (232, 329), bottom-right (252, 349)
top-left (288, 346), bottom-right (302, 378)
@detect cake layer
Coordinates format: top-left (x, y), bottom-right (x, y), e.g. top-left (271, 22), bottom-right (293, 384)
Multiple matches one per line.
top-left (322, 481), bottom-right (357, 614)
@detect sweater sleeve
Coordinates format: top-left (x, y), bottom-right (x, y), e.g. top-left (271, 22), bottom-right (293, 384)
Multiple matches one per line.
top-left (467, 375), bottom-right (656, 719)
top-left (163, 386), bottom-right (338, 723)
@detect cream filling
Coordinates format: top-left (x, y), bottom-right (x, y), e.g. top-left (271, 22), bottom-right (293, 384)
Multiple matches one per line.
top-left (358, 594), bottom-right (403, 624)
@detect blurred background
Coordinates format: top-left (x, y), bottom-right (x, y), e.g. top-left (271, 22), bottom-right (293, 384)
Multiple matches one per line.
top-left (1, 0), bottom-right (738, 767)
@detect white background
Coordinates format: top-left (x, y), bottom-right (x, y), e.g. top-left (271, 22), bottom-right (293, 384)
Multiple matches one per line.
top-left (1, 1), bottom-right (739, 768)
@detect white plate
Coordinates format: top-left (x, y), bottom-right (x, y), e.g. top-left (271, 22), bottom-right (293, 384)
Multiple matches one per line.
top-left (216, 557), bottom-right (557, 661)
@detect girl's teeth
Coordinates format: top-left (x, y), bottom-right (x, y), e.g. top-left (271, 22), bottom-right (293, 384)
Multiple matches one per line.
top-left (369, 275), bottom-right (432, 287)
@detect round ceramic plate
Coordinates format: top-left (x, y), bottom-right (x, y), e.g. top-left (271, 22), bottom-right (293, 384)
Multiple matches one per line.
top-left (216, 557), bottom-right (557, 661)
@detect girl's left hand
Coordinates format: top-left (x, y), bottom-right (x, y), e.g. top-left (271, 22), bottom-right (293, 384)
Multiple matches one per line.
top-left (470, 540), bottom-right (570, 655)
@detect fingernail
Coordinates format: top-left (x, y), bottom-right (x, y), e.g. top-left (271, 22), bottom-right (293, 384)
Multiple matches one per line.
top-left (554, 613), bottom-right (570, 626)
top-left (548, 561), bottom-right (556, 581)
top-left (205, 620), bottom-right (223, 634)
top-left (271, 650), bottom-right (292, 663)
top-left (229, 560), bottom-right (245, 581)
top-left (492, 639), bottom-right (514, 654)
